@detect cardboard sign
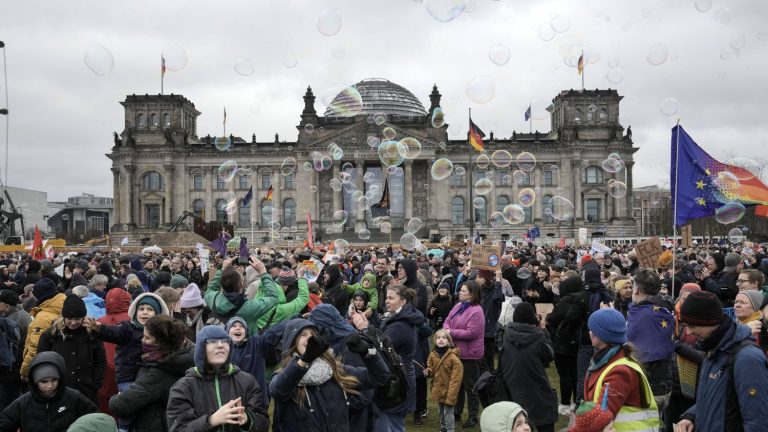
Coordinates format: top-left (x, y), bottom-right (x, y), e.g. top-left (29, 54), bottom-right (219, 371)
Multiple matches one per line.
top-left (470, 244), bottom-right (501, 270)
top-left (681, 225), bottom-right (692, 247)
top-left (303, 258), bottom-right (325, 283)
top-left (535, 303), bottom-right (554, 317)
top-left (578, 228), bottom-right (588, 245)
top-left (198, 248), bottom-right (210, 273)
top-left (634, 236), bottom-right (662, 269)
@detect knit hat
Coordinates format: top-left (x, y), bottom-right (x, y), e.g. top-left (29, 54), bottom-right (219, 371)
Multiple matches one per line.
top-left (179, 283), bottom-right (203, 309)
top-left (170, 274), bottom-right (189, 289)
top-left (476, 269), bottom-right (495, 283)
top-left (136, 294), bottom-right (163, 315)
top-left (31, 363), bottom-right (60, 385)
top-left (581, 255), bottom-right (592, 266)
top-left (513, 303), bottom-right (539, 326)
top-left (225, 316), bottom-right (249, 334)
top-left (724, 253), bottom-right (741, 271)
top-left (614, 279), bottom-right (632, 291)
top-left (0, 289), bottom-right (18, 306)
top-left (739, 290), bottom-right (764, 313)
top-left (680, 283), bottom-right (701, 295)
top-left (276, 267), bottom-right (297, 286)
top-left (76, 259), bottom-right (90, 272)
top-left (657, 250), bottom-right (674, 268)
top-left (363, 263), bottom-right (373, 273)
top-left (588, 308), bottom-right (627, 345)
top-left (61, 294), bottom-right (87, 318)
top-left (32, 278), bottom-right (58, 304)
top-left (555, 259), bottom-right (566, 269)
top-left (568, 386), bottom-right (613, 432)
top-left (584, 267), bottom-right (602, 286)
top-left (679, 291), bottom-right (724, 326)
top-left (479, 402), bottom-right (528, 432)
top-left (27, 260), bottom-right (42, 274)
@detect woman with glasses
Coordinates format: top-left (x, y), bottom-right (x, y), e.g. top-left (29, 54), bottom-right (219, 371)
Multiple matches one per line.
top-left (166, 325), bottom-right (270, 432)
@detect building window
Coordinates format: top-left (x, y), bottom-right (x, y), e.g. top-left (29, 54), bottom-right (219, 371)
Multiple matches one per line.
top-left (523, 206), bottom-right (532, 224)
top-left (473, 197), bottom-right (487, 224)
top-left (475, 171), bottom-right (486, 181)
top-left (498, 170), bottom-right (510, 186)
top-left (89, 217), bottom-right (104, 232)
top-left (283, 198), bottom-right (296, 227)
top-left (137, 113), bottom-right (146, 128)
top-left (215, 199), bottom-right (228, 223)
top-left (574, 109), bottom-right (581, 122)
top-left (261, 173), bottom-right (271, 190)
top-left (497, 195), bottom-right (509, 213)
top-left (599, 109), bottom-right (607, 122)
top-left (163, 113), bottom-right (171, 127)
top-left (451, 197), bottom-right (464, 225)
top-left (587, 110), bottom-right (593, 122)
top-left (451, 167), bottom-right (465, 187)
top-left (586, 198), bottom-right (601, 222)
top-left (192, 199), bottom-right (205, 219)
top-left (150, 113), bottom-right (159, 127)
top-left (518, 171), bottom-right (532, 186)
top-left (543, 195), bottom-right (554, 223)
top-left (238, 175), bottom-right (249, 190)
top-left (146, 204), bottom-right (161, 228)
top-left (543, 169), bottom-right (555, 186)
top-left (238, 200), bottom-right (250, 228)
top-left (192, 174), bottom-right (203, 190)
top-left (584, 166), bottom-right (603, 184)
top-left (216, 175), bottom-right (226, 190)
top-left (141, 171), bottom-right (163, 191)
top-left (284, 173), bottom-right (294, 189)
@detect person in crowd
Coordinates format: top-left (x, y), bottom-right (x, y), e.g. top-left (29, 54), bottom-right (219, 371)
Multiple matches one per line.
top-left (205, 257), bottom-right (280, 335)
top-left (96, 286), bottom-right (131, 415)
top-left (20, 278), bottom-right (67, 379)
top-left (479, 402), bottom-right (531, 432)
top-left (0, 289), bottom-right (31, 410)
top-left (72, 284), bottom-right (106, 319)
top-left (166, 325), bottom-right (270, 432)
top-left (584, 308), bottom-right (660, 430)
top-left (270, 318), bottom-right (388, 432)
top-left (89, 274), bottom-right (109, 299)
top-left (611, 278), bottom-right (632, 317)
top-left (37, 294), bottom-right (106, 404)
top-left (71, 259), bottom-right (90, 289)
top-left (321, 263), bottom-right (349, 316)
top-left (523, 264), bottom-right (555, 304)
top-left (179, 283), bottom-right (207, 341)
top-left (443, 281), bottom-right (485, 428)
top-left (499, 303), bottom-right (558, 432)
top-left (545, 276), bottom-right (582, 415)
top-left (185, 260), bottom-right (204, 288)
top-left (398, 259), bottom-right (428, 315)
top-left (225, 316), bottom-right (284, 408)
top-left (0, 351), bottom-right (97, 431)
top-left (676, 291), bottom-right (768, 431)
top-left (738, 268), bottom-right (765, 291)
top-left (699, 252), bottom-right (738, 307)
top-left (255, 265), bottom-right (309, 330)
top-left (477, 269), bottom-right (504, 372)
top-left (108, 315), bottom-right (193, 432)
top-left (349, 290), bottom-right (380, 328)
top-left (66, 413), bottom-right (118, 432)
top-left (734, 290), bottom-right (764, 346)
top-left (428, 283), bottom-right (454, 330)
top-left (424, 329), bottom-right (463, 432)
top-left (156, 286), bottom-right (184, 321)
top-left (344, 272), bottom-right (378, 318)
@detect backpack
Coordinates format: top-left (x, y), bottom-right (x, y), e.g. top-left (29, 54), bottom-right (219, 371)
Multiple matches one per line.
top-left (205, 293), bottom-right (245, 328)
top-left (0, 317), bottom-right (21, 371)
top-left (364, 327), bottom-right (409, 410)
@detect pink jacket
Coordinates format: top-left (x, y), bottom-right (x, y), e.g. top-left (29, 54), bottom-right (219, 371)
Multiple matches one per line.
top-left (443, 303), bottom-right (485, 360)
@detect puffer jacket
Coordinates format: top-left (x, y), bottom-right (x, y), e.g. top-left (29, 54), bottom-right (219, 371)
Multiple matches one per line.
top-left (426, 347), bottom-right (463, 406)
top-left (0, 351), bottom-right (97, 432)
top-left (480, 281), bottom-right (504, 338)
top-left (20, 293), bottom-right (66, 377)
top-left (443, 302), bottom-right (485, 360)
top-left (110, 345), bottom-right (194, 432)
top-left (97, 287), bottom-right (131, 414)
top-left (344, 273), bottom-right (378, 312)
top-left (204, 270), bottom-right (280, 335)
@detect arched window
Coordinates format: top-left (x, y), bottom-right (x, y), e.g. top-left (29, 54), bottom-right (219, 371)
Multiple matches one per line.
top-left (523, 206), bottom-right (533, 224)
top-left (163, 113), bottom-right (171, 127)
top-left (473, 197), bottom-right (487, 224)
top-left (452, 197), bottom-right (464, 225)
top-left (583, 166), bottom-right (603, 184)
top-left (150, 113), bottom-right (159, 127)
top-left (141, 171), bottom-right (163, 191)
top-left (137, 113), bottom-right (147, 128)
top-left (283, 198), bottom-right (296, 228)
top-left (543, 195), bottom-right (554, 224)
top-left (587, 110), bottom-right (593, 122)
top-left (261, 199), bottom-right (273, 227)
top-left (497, 195), bottom-right (509, 213)
top-left (215, 199), bottom-right (227, 223)
top-left (238, 200), bottom-right (250, 228)
top-left (451, 167), bottom-right (465, 187)
top-left (573, 109), bottom-right (581, 122)
top-left (192, 199), bottom-right (205, 219)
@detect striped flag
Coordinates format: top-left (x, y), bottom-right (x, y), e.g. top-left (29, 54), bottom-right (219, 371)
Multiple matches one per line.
top-left (161, 55), bottom-right (166, 76)
top-left (469, 118), bottom-right (485, 152)
top-left (265, 185), bottom-right (273, 201)
top-left (577, 52), bottom-right (584, 75)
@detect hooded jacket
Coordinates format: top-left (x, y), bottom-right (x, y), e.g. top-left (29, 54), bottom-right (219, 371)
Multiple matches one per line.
top-left (204, 270), bottom-right (280, 336)
top-left (255, 277), bottom-right (310, 330)
top-left (20, 292), bottom-right (66, 378)
top-left (109, 344), bottom-right (194, 432)
top-left (96, 287), bottom-right (131, 414)
top-left (0, 304), bottom-right (31, 383)
top-left (479, 402), bottom-right (528, 432)
top-left (380, 303), bottom-right (424, 414)
top-left (344, 273), bottom-right (378, 313)
top-left (545, 276), bottom-right (582, 356)
top-left (400, 259), bottom-right (428, 315)
top-left (322, 264), bottom-right (349, 316)
top-left (166, 325), bottom-right (270, 432)
top-left (564, 272), bottom-right (614, 345)
top-left (443, 302), bottom-right (485, 360)
top-left (226, 316), bottom-right (284, 408)
top-left (0, 351), bottom-right (97, 432)
top-left (499, 323), bottom-right (558, 426)
top-left (426, 346), bottom-right (463, 406)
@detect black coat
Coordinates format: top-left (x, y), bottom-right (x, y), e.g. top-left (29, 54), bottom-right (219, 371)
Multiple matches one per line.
top-left (546, 293), bottom-right (580, 356)
top-left (480, 282), bottom-right (504, 338)
top-left (702, 269), bottom-right (738, 307)
top-left (0, 351), bottom-right (97, 432)
top-left (37, 323), bottom-right (106, 403)
top-left (401, 259), bottom-right (428, 315)
top-left (380, 303), bottom-right (423, 414)
top-left (499, 323), bottom-right (558, 427)
top-left (109, 345), bottom-right (194, 432)
top-left (428, 295), bottom-right (454, 329)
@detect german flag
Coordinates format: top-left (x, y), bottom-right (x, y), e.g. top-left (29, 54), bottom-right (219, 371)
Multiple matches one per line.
top-left (469, 118), bottom-right (485, 152)
top-left (265, 185), bottom-right (273, 201)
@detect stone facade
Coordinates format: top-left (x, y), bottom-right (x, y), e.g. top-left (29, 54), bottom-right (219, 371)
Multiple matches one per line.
top-left (107, 80), bottom-right (638, 243)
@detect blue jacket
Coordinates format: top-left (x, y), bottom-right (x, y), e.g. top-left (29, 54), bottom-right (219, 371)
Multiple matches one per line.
top-left (379, 303), bottom-right (423, 414)
top-left (682, 321), bottom-right (768, 431)
top-left (83, 292), bottom-right (106, 319)
top-left (226, 317), bottom-right (283, 409)
top-left (96, 320), bottom-right (144, 384)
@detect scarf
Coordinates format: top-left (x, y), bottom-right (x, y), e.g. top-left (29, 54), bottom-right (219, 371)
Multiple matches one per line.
top-left (739, 311), bottom-right (762, 326)
top-left (588, 345), bottom-right (622, 372)
top-left (453, 301), bottom-right (471, 317)
top-left (434, 345), bottom-right (449, 357)
top-left (298, 357), bottom-right (334, 387)
top-left (699, 319), bottom-right (732, 353)
top-left (141, 342), bottom-right (168, 363)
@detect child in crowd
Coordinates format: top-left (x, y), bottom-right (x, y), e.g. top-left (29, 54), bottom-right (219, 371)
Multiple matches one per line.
top-left (424, 329), bottom-right (463, 432)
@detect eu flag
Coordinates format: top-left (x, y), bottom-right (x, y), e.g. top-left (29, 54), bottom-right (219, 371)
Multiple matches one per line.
top-left (524, 105), bottom-right (531, 121)
top-left (241, 186), bottom-right (253, 207)
top-left (671, 125), bottom-right (768, 227)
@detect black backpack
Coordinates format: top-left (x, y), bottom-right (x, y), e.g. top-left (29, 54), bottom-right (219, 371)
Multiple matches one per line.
top-left (0, 317), bottom-right (20, 371)
top-left (364, 327), bottom-right (409, 410)
top-left (205, 293), bottom-right (245, 328)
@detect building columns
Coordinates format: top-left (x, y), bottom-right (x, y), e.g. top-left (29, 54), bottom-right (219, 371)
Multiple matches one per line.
top-left (404, 161), bottom-right (413, 220)
top-left (355, 163), bottom-right (366, 231)
top-left (111, 168), bottom-right (121, 225)
top-left (164, 164), bottom-right (174, 225)
top-left (205, 168), bottom-right (214, 223)
top-left (125, 164), bottom-right (135, 225)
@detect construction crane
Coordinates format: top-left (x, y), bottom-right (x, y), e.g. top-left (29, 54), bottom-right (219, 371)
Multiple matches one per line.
top-left (168, 210), bottom-right (205, 233)
top-left (0, 188), bottom-right (25, 244)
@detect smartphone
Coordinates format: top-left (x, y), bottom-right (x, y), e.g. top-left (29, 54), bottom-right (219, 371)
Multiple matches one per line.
top-left (236, 257), bottom-right (250, 266)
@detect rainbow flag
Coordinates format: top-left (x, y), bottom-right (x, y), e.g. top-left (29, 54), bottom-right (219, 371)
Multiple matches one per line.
top-left (265, 185), bottom-right (273, 201)
top-left (469, 118), bottom-right (485, 152)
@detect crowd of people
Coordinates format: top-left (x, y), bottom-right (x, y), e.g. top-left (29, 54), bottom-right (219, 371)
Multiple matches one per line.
top-left (0, 240), bottom-right (767, 431)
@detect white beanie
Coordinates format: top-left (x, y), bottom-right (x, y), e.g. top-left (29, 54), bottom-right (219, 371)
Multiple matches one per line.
top-left (179, 283), bottom-right (203, 309)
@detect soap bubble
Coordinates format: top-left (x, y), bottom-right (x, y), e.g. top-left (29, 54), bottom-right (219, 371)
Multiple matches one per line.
top-left (332, 210), bottom-right (348, 226)
top-left (719, 47), bottom-right (739, 61)
top-left (512, 170), bottom-right (527, 183)
top-left (309, 185), bottom-right (318, 193)
top-left (431, 158), bottom-right (454, 180)
top-left (380, 222), bottom-right (392, 234)
top-left (660, 97), bottom-right (679, 116)
top-left (367, 136), bottom-right (381, 148)
top-left (489, 44), bottom-right (511, 65)
top-left (455, 165), bottom-right (466, 176)
top-left (516, 267), bottom-right (532, 279)
top-left (383, 127), bottom-right (397, 140)
top-left (425, 0), bottom-right (466, 23)
top-left (489, 211), bottom-right (505, 228)
top-left (502, 204), bottom-right (525, 224)
top-left (465, 75), bottom-right (495, 104)
top-left (329, 178), bottom-right (343, 192)
top-left (731, 35), bottom-right (747, 50)
top-left (325, 86), bottom-right (363, 117)
top-left (518, 188), bottom-right (536, 207)
top-left (431, 107), bottom-right (445, 128)
top-left (398, 137), bottom-right (422, 159)
top-left (304, 124), bottom-right (315, 134)
top-left (605, 68), bottom-right (625, 84)
top-left (283, 54), bottom-right (298, 69)
top-left (317, 8), bottom-right (342, 36)
top-left (550, 15), bottom-right (571, 33)
top-left (217, 160), bottom-right (238, 182)
top-left (549, 196), bottom-right (575, 220)
top-left (234, 58), bottom-right (255, 76)
top-left (491, 150), bottom-right (513, 168)
top-left (400, 233), bottom-right (419, 250)
top-left (712, 171), bottom-right (743, 202)
top-left (727, 158), bottom-right (760, 181)
top-left (162, 44), bottom-right (188, 71)
top-left (363, 172), bottom-right (377, 183)
top-left (728, 228), bottom-right (743, 242)
top-left (83, 44), bottom-right (114, 76)
top-left (333, 239), bottom-right (349, 253)
top-left (694, 0), bottom-right (712, 12)
top-left (601, 157), bottom-right (624, 173)
top-left (328, 143), bottom-right (344, 160)
top-left (538, 23), bottom-right (555, 41)
top-left (358, 229), bottom-right (371, 240)
top-left (474, 178), bottom-right (493, 195)
top-left (476, 154), bottom-right (490, 169)
top-left (715, 8), bottom-right (732, 24)
top-left (472, 197), bottom-right (486, 209)
top-left (517, 152), bottom-right (536, 172)
top-left (715, 203), bottom-right (745, 224)
top-left (406, 218), bottom-right (423, 234)
top-left (302, 162), bottom-right (313, 172)
top-left (215, 136), bottom-right (232, 151)
top-left (608, 181), bottom-right (628, 198)
top-left (378, 140), bottom-right (405, 167)
top-left (280, 158), bottom-right (296, 176)
top-left (646, 43), bottom-right (669, 65)
top-left (374, 114), bottom-right (386, 125)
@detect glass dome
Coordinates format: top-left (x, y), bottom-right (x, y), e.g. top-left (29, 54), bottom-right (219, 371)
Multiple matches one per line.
top-left (323, 78), bottom-right (427, 117)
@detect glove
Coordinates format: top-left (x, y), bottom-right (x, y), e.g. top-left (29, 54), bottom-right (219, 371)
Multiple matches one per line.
top-left (345, 333), bottom-right (370, 356)
top-left (301, 334), bottom-right (330, 363)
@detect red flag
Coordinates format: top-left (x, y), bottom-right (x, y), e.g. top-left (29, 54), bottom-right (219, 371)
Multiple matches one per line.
top-left (306, 212), bottom-right (315, 250)
top-left (557, 238), bottom-right (566, 248)
top-left (756, 205), bottom-right (768, 218)
top-left (32, 225), bottom-right (44, 260)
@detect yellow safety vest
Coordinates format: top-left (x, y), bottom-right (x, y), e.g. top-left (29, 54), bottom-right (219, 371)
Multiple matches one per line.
top-left (593, 358), bottom-right (660, 432)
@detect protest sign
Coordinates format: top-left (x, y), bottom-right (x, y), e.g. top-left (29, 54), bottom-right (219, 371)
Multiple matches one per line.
top-left (634, 236), bottom-right (663, 269)
top-left (470, 244), bottom-right (501, 270)
top-left (303, 258), bottom-right (325, 282)
top-left (535, 303), bottom-right (554, 318)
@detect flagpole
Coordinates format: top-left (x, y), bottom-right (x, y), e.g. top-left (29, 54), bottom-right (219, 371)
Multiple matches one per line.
top-left (160, 55), bottom-right (164, 95)
top-left (529, 106), bottom-right (533, 134)
top-left (468, 108), bottom-right (475, 244)
top-left (223, 107), bottom-right (226, 138)
top-left (581, 50), bottom-right (585, 91)
top-left (671, 119), bottom-right (681, 299)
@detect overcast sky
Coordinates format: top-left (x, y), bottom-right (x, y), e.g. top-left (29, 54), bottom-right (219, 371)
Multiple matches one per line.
top-left (1, 0), bottom-right (766, 202)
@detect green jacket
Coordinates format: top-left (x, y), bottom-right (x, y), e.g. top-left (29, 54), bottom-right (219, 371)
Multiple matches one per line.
top-left (344, 273), bottom-right (378, 311)
top-left (204, 270), bottom-right (280, 335)
top-left (256, 278), bottom-right (310, 330)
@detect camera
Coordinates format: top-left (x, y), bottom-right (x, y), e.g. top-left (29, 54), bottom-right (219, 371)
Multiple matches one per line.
top-left (236, 257), bottom-right (250, 266)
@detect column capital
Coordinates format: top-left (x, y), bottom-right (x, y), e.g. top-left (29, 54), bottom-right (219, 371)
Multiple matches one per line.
top-left (124, 164), bottom-right (135, 173)
top-left (111, 167), bottom-right (120, 174)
